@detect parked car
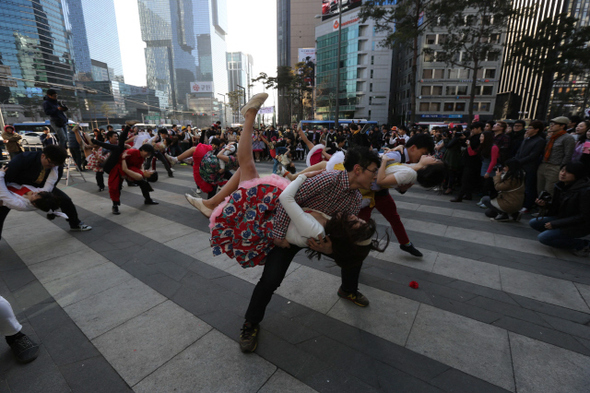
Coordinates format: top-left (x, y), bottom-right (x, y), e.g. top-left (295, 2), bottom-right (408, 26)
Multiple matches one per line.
top-left (19, 132), bottom-right (43, 146)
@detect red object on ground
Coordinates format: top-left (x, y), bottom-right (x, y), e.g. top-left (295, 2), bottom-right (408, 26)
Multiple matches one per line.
top-left (409, 281), bottom-right (419, 289)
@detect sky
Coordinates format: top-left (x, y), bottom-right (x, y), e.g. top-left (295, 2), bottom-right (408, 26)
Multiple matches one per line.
top-left (113, 0), bottom-right (278, 100)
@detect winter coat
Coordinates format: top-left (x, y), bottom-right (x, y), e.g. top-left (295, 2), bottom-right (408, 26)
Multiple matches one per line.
top-left (42, 95), bottom-right (68, 127)
top-left (546, 179), bottom-right (590, 238)
top-left (2, 126), bottom-right (23, 154)
top-left (492, 173), bottom-right (524, 214)
top-left (515, 134), bottom-right (545, 173)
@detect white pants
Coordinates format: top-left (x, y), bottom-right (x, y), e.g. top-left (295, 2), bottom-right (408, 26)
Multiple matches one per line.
top-left (0, 296), bottom-right (22, 336)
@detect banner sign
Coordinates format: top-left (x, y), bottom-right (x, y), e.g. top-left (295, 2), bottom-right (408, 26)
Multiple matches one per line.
top-left (332, 12), bottom-right (360, 31)
top-left (259, 107), bottom-right (274, 115)
top-left (190, 82), bottom-right (214, 93)
top-left (322, 0), bottom-right (362, 21)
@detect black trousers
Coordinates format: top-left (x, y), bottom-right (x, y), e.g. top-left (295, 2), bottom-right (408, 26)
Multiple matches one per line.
top-left (145, 152), bottom-right (172, 176)
top-left (96, 172), bottom-right (105, 189)
top-left (458, 162), bottom-right (481, 198)
top-left (244, 245), bottom-right (363, 325)
top-left (0, 187), bottom-right (81, 239)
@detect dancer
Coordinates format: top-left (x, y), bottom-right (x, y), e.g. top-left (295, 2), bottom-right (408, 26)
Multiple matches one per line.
top-left (91, 125), bottom-right (159, 215)
top-left (0, 145), bottom-right (91, 239)
top-left (0, 167), bottom-right (62, 214)
top-left (0, 296), bottom-right (39, 363)
top-left (358, 133), bottom-right (436, 257)
top-left (188, 93), bottom-right (385, 353)
top-left (73, 125), bottom-right (109, 191)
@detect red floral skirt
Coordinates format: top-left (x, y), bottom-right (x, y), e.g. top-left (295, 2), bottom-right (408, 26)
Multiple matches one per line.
top-left (209, 175), bottom-right (291, 268)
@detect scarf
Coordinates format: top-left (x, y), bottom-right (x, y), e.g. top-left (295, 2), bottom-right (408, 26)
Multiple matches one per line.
top-left (543, 129), bottom-right (567, 162)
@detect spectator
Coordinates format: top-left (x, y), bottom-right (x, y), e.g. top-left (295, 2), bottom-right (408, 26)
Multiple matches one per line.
top-left (451, 122), bottom-right (483, 202)
top-left (529, 161), bottom-right (590, 256)
top-left (481, 158), bottom-right (525, 222)
top-left (537, 117), bottom-right (576, 197)
top-left (492, 121), bottom-right (511, 164)
top-left (42, 89), bottom-right (68, 148)
top-left (515, 120), bottom-right (546, 213)
top-left (2, 125), bottom-right (23, 160)
top-left (40, 126), bottom-right (58, 147)
top-left (509, 120), bottom-right (527, 158)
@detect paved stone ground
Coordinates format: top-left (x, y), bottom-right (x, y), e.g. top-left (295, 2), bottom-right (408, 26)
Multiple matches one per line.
top-left (1, 160), bottom-right (590, 393)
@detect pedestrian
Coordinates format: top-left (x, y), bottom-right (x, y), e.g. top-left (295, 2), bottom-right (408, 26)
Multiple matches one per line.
top-left (40, 126), bottom-right (58, 147)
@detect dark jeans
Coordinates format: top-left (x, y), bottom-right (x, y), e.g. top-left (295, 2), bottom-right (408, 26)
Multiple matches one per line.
top-left (481, 195), bottom-right (501, 217)
top-left (529, 216), bottom-right (588, 250)
top-left (244, 245), bottom-right (363, 325)
top-left (96, 171), bottom-right (105, 189)
top-left (145, 152), bottom-right (173, 176)
top-left (523, 169), bottom-right (538, 210)
top-left (0, 187), bottom-right (81, 239)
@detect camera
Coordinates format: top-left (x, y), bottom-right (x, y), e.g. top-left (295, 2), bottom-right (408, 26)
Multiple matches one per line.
top-left (538, 190), bottom-right (552, 203)
top-left (493, 164), bottom-right (503, 172)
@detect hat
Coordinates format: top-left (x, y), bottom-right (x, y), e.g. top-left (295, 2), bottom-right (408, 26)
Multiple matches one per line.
top-left (564, 161), bottom-right (588, 180)
top-left (550, 116), bottom-right (570, 125)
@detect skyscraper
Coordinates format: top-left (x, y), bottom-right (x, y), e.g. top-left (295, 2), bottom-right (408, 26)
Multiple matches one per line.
top-left (137, 0), bottom-right (229, 110)
top-left (0, 0), bottom-right (75, 123)
top-left (64, 0), bottom-right (125, 82)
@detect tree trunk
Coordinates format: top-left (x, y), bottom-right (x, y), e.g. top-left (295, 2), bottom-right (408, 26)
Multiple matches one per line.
top-left (469, 60), bottom-right (479, 124)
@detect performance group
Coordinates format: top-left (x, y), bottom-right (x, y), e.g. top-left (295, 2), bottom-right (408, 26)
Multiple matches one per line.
top-left (1, 92), bottom-right (589, 362)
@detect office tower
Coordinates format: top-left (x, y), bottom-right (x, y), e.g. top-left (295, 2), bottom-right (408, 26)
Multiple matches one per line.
top-left (277, 0), bottom-right (320, 125)
top-left (315, 6), bottom-right (395, 124)
top-left (227, 52), bottom-right (253, 96)
top-left (64, 0), bottom-right (125, 82)
top-left (498, 0), bottom-right (588, 120)
top-left (0, 0), bottom-right (76, 123)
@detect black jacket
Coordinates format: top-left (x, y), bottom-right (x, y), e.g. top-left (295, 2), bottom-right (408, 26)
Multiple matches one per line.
top-left (43, 95), bottom-right (68, 127)
top-left (5, 151), bottom-right (51, 188)
top-left (547, 178), bottom-right (590, 237)
top-left (515, 134), bottom-right (546, 173)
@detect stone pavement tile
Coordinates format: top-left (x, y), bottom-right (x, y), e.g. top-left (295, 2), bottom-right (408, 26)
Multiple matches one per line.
top-left (499, 267), bottom-right (590, 313)
top-left (133, 330), bottom-right (276, 392)
top-left (433, 253), bottom-right (501, 290)
top-left (406, 304), bottom-right (514, 392)
top-left (259, 369), bottom-right (318, 393)
top-left (262, 313), bottom-right (322, 345)
top-left (446, 281), bottom-right (521, 306)
top-left (275, 265), bottom-right (341, 314)
top-left (199, 309), bottom-right (245, 342)
top-left (1, 224), bottom-right (71, 252)
top-left (64, 278), bottom-right (166, 340)
top-left (537, 313), bottom-right (590, 341)
top-left (13, 236), bottom-right (89, 266)
top-left (93, 300), bottom-right (212, 386)
top-left (11, 281), bottom-right (53, 313)
top-left (24, 301), bottom-right (100, 366)
top-left (510, 333), bottom-right (590, 393)
top-left (370, 244), bottom-right (438, 272)
top-left (430, 369), bottom-right (512, 393)
top-left (575, 282), bottom-right (590, 309)
top-left (27, 249), bottom-right (108, 285)
top-left (255, 330), bottom-right (330, 382)
top-left (327, 286), bottom-right (420, 347)
top-left (372, 361), bottom-right (445, 393)
top-left (297, 335), bottom-right (381, 388)
top-left (59, 355), bottom-right (133, 393)
top-left (139, 272), bottom-right (182, 298)
top-left (187, 260), bottom-right (230, 280)
top-left (492, 316), bottom-right (590, 357)
top-left (172, 281), bottom-right (229, 317)
top-left (141, 223), bottom-right (198, 244)
top-left (0, 267), bottom-right (36, 292)
top-left (364, 277), bottom-right (435, 306)
top-left (163, 231), bottom-right (211, 257)
top-left (443, 226), bottom-right (496, 246)
top-left (493, 233), bottom-right (555, 258)
top-left (303, 367), bottom-right (381, 393)
top-left (507, 293), bottom-right (590, 325)
top-left (428, 294), bottom-right (501, 324)
top-left (43, 262), bottom-right (134, 308)
top-left (213, 274), bottom-right (255, 295)
top-left (0, 241), bottom-right (26, 273)
top-left (465, 296), bottom-right (550, 327)
top-left (0, 323), bottom-right (70, 393)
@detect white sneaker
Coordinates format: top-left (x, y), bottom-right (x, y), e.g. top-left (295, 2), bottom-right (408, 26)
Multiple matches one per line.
top-left (240, 93), bottom-right (269, 117)
top-left (185, 194), bottom-right (213, 218)
top-left (193, 188), bottom-right (201, 195)
top-left (165, 154), bottom-right (177, 166)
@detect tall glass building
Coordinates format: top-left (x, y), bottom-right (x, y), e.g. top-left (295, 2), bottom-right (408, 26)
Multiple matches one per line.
top-left (137, 0), bottom-right (228, 110)
top-left (64, 0), bottom-right (125, 82)
top-left (138, 0), bottom-right (197, 109)
top-left (227, 52), bottom-right (253, 97)
top-left (0, 0), bottom-right (75, 122)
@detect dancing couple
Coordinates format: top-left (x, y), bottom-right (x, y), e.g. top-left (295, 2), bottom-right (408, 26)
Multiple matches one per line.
top-left (187, 93), bottom-right (387, 353)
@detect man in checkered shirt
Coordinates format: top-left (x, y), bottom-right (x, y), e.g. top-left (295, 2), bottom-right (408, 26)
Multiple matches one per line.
top-left (239, 147), bottom-right (381, 353)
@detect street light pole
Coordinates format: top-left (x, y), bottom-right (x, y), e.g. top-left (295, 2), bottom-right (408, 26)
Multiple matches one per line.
top-left (334, 0), bottom-right (342, 130)
top-left (217, 93), bottom-right (227, 127)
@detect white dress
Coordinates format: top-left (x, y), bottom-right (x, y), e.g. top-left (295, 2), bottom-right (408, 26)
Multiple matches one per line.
top-left (0, 168), bottom-right (58, 211)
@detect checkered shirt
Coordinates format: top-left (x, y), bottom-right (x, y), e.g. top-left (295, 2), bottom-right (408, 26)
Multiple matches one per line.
top-left (272, 170), bottom-right (362, 239)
